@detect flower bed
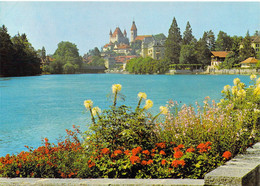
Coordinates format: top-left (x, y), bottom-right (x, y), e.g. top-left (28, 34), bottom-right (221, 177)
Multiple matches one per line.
top-left (0, 76), bottom-right (259, 179)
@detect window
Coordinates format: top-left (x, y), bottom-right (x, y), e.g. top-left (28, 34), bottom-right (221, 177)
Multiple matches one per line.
top-left (256, 48), bottom-right (259, 52)
top-left (256, 44), bottom-right (260, 47)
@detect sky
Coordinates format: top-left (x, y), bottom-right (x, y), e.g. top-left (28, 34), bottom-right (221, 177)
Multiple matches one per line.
top-left (0, 1), bottom-right (259, 56)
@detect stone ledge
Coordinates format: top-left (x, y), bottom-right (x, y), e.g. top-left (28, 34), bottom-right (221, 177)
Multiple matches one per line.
top-left (0, 178), bottom-right (204, 186)
top-left (204, 142), bottom-right (260, 186)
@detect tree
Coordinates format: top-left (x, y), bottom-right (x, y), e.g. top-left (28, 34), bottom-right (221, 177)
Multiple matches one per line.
top-left (215, 31), bottom-right (232, 51)
top-left (254, 30), bottom-right (260, 36)
top-left (239, 31), bottom-right (256, 61)
top-left (165, 17), bottom-right (182, 64)
top-left (179, 44), bottom-right (197, 65)
top-left (205, 30), bottom-right (215, 51)
top-left (11, 32), bottom-right (41, 76)
top-left (88, 47), bottom-right (101, 57)
top-left (196, 32), bottom-right (211, 66)
top-left (182, 21), bottom-right (195, 45)
top-left (0, 25), bottom-right (15, 76)
top-left (222, 36), bottom-right (243, 69)
top-left (52, 41), bottom-right (82, 73)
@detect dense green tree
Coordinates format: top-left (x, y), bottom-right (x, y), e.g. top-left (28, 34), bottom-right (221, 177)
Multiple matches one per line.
top-left (239, 31), bottom-right (256, 61)
top-left (215, 31), bottom-right (232, 51)
top-left (0, 25), bottom-right (15, 76)
top-left (179, 44), bottom-right (197, 65)
top-left (182, 21), bottom-right (195, 45)
top-left (10, 32), bottom-right (41, 76)
top-left (51, 41), bottom-right (82, 74)
top-left (165, 17), bottom-right (182, 64)
top-left (195, 32), bottom-right (211, 66)
top-left (254, 30), bottom-right (260, 36)
top-left (125, 57), bottom-right (168, 74)
top-left (222, 36), bottom-right (243, 69)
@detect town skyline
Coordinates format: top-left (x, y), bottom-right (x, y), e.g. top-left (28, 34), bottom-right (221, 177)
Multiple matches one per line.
top-left (0, 1), bottom-right (259, 55)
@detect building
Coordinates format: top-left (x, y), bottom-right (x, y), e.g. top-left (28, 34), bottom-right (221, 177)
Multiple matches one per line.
top-left (240, 57), bottom-right (259, 68)
top-left (210, 51), bottom-right (230, 66)
top-left (109, 27), bottom-right (129, 45)
top-left (141, 36), bottom-right (166, 60)
top-left (104, 55), bottom-right (137, 70)
top-left (113, 43), bottom-right (132, 55)
top-left (130, 21), bottom-right (137, 42)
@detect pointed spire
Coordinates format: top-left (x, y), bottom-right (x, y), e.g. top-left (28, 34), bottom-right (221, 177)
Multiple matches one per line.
top-left (131, 21), bottom-right (137, 31)
top-left (109, 29), bottom-right (112, 35)
top-left (124, 29), bottom-right (127, 36)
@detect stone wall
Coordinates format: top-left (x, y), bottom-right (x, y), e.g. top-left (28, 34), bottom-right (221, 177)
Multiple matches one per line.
top-left (207, 68), bottom-right (260, 75)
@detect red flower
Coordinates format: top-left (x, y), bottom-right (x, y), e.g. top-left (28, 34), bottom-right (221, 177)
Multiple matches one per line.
top-left (142, 150), bottom-right (150, 155)
top-left (132, 147), bottom-right (142, 156)
top-left (171, 160), bottom-right (179, 168)
top-left (186, 147), bottom-right (195, 153)
top-left (179, 159), bottom-right (186, 167)
top-left (88, 160), bottom-right (95, 168)
top-left (114, 150), bottom-right (123, 156)
top-left (124, 150), bottom-right (130, 155)
top-left (159, 150), bottom-right (166, 155)
top-left (101, 148), bottom-right (110, 155)
top-left (177, 144), bottom-right (184, 149)
top-left (16, 170), bottom-right (20, 175)
top-left (174, 150), bottom-right (183, 159)
top-left (156, 142), bottom-right (166, 149)
top-left (197, 142), bottom-right (211, 153)
top-left (130, 156), bottom-right (140, 164)
top-left (161, 159), bottom-right (167, 165)
top-left (147, 159), bottom-right (153, 165)
top-left (141, 160), bottom-right (147, 165)
top-left (173, 147), bottom-right (179, 152)
top-left (171, 160), bottom-right (185, 168)
top-left (222, 151), bottom-right (232, 160)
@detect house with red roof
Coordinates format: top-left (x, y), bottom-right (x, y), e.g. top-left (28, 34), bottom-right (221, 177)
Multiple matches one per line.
top-left (240, 57), bottom-right (259, 68)
top-left (210, 51), bottom-right (231, 66)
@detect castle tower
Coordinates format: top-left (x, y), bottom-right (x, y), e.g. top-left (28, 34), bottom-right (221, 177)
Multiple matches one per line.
top-left (130, 21), bottom-right (137, 42)
top-left (109, 29), bottom-right (112, 42)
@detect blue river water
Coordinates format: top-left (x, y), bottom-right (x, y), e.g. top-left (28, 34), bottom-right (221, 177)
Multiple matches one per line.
top-left (0, 74), bottom-right (252, 157)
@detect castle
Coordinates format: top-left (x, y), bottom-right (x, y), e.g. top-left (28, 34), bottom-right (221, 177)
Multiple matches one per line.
top-left (103, 21), bottom-right (152, 54)
top-left (103, 21), bottom-right (166, 69)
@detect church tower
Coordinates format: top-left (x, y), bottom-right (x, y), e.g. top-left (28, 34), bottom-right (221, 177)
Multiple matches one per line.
top-left (109, 29), bottom-right (112, 42)
top-left (130, 21), bottom-right (137, 42)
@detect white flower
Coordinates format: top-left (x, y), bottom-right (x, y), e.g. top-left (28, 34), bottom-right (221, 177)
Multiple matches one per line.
top-left (250, 74), bottom-right (257, 81)
top-left (232, 86), bottom-right (238, 95)
top-left (138, 92), bottom-right (147, 100)
top-left (112, 84), bottom-right (122, 93)
top-left (160, 106), bottom-right (168, 115)
top-left (144, 99), bottom-right (153, 110)
top-left (84, 100), bottom-right (93, 109)
top-left (254, 109), bottom-right (260, 114)
top-left (224, 85), bottom-right (231, 92)
top-left (237, 89), bottom-right (246, 98)
top-left (233, 78), bottom-right (240, 86)
top-left (92, 107), bottom-right (101, 116)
